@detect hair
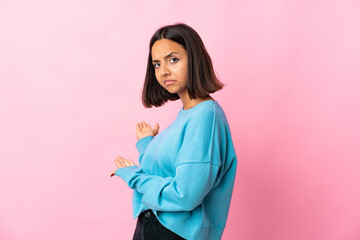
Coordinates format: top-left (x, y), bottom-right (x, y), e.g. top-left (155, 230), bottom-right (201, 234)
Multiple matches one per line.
top-left (142, 23), bottom-right (224, 108)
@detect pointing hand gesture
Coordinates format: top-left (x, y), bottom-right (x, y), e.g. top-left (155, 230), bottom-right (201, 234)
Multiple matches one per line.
top-left (136, 121), bottom-right (160, 140)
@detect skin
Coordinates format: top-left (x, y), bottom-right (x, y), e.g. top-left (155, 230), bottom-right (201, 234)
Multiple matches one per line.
top-left (111, 39), bottom-right (214, 176)
top-left (110, 121), bottom-right (159, 176)
top-left (152, 39), bottom-right (214, 109)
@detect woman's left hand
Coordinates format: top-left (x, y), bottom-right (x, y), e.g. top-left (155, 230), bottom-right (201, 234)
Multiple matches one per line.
top-left (110, 156), bottom-right (136, 177)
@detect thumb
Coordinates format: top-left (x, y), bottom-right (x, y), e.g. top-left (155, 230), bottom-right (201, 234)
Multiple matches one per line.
top-left (154, 123), bottom-right (160, 132)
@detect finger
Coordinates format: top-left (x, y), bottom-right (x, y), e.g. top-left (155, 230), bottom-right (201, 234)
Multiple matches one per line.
top-left (154, 123), bottom-right (160, 132)
top-left (115, 157), bottom-right (125, 168)
top-left (136, 123), bottom-right (140, 129)
top-left (141, 121), bottom-right (146, 128)
top-left (124, 158), bottom-right (135, 166)
top-left (124, 158), bottom-right (134, 167)
top-left (114, 158), bottom-right (121, 168)
top-left (120, 156), bottom-right (132, 167)
top-left (121, 158), bottom-right (130, 167)
top-left (110, 170), bottom-right (116, 177)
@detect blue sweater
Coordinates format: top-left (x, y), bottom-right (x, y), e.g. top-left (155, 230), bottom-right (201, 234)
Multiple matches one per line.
top-left (115, 100), bottom-right (237, 240)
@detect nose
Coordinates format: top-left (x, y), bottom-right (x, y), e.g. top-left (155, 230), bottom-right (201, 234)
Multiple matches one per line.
top-left (160, 64), bottom-right (170, 77)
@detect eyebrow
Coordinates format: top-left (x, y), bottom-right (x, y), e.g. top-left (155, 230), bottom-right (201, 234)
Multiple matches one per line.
top-left (152, 52), bottom-right (179, 63)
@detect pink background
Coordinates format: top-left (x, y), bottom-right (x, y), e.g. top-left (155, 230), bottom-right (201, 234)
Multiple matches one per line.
top-left (1, 0), bottom-right (359, 239)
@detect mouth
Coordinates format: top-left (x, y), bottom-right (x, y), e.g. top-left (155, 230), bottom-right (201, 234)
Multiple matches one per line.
top-left (164, 80), bottom-right (176, 86)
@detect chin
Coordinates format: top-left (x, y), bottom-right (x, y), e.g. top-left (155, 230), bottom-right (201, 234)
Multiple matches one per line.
top-left (164, 87), bottom-right (179, 94)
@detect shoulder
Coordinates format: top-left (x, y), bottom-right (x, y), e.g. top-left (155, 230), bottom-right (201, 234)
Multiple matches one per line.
top-left (189, 101), bottom-right (226, 123)
top-left (182, 101), bottom-right (228, 132)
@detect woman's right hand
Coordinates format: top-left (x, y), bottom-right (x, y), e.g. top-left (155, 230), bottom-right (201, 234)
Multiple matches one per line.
top-left (136, 121), bottom-right (160, 140)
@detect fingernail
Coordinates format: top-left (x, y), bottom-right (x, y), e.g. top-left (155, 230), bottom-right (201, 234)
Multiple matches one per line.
top-left (110, 173), bottom-right (115, 177)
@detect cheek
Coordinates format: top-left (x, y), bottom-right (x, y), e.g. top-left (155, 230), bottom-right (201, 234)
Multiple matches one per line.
top-left (154, 71), bottom-right (162, 84)
top-left (179, 64), bottom-right (188, 80)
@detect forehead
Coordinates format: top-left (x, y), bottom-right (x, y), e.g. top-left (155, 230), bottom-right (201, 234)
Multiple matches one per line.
top-left (151, 39), bottom-right (187, 59)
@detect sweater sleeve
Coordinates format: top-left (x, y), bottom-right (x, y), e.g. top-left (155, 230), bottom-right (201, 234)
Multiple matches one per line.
top-left (115, 107), bottom-right (223, 212)
top-left (135, 136), bottom-right (153, 165)
top-left (115, 162), bottom-right (220, 211)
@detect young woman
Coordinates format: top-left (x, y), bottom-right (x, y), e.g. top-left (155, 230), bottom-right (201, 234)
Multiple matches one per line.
top-left (111, 23), bottom-right (237, 240)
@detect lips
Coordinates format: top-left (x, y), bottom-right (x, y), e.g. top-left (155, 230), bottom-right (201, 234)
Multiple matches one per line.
top-left (164, 80), bottom-right (176, 86)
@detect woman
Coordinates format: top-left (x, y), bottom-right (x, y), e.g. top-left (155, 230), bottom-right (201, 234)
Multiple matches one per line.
top-left (111, 23), bottom-right (237, 240)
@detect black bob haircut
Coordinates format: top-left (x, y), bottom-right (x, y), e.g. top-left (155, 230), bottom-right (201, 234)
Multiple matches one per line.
top-left (142, 23), bottom-right (224, 108)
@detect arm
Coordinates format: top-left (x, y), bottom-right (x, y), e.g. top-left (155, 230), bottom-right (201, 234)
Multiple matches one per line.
top-left (110, 121), bottom-right (157, 176)
top-left (115, 162), bottom-right (220, 211)
top-left (115, 108), bottom-right (223, 211)
top-left (136, 136), bottom-right (153, 165)
top-left (135, 121), bottom-right (159, 164)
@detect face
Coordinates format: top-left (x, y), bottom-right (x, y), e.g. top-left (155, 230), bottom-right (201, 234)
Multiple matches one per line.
top-left (151, 39), bottom-right (188, 97)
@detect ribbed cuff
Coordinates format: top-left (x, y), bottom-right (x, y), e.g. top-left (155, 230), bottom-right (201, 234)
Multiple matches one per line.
top-left (135, 136), bottom-right (154, 154)
top-left (114, 165), bottom-right (141, 188)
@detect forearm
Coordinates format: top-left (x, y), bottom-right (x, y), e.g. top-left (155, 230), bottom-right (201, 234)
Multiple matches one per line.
top-left (135, 136), bottom-right (153, 164)
top-left (115, 162), bottom-right (220, 212)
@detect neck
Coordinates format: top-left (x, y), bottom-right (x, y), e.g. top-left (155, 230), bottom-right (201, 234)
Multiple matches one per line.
top-left (179, 91), bottom-right (214, 110)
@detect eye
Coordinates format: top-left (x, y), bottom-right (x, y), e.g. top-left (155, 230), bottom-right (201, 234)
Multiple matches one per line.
top-left (153, 63), bottom-right (160, 68)
top-left (170, 58), bottom-right (178, 63)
